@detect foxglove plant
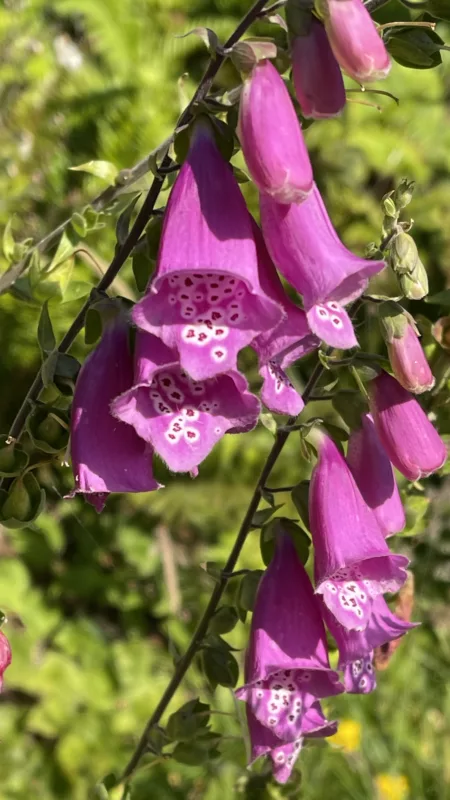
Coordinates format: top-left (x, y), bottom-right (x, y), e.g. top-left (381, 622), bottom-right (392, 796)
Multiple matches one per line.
top-left (378, 305), bottom-right (435, 394)
top-left (237, 59), bottom-right (313, 203)
top-left (347, 412), bottom-right (405, 537)
top-left (309, 433), bottom-right (409, 630)
top-left (317, 0), bottom-right (391, 83)
top-left (111, 331), bottom-right (260, 473)
top-left (236, 533), bottom-right (343, 754)
top-left (321, 595), bottom-right (416, 694)
top-left (260, 184), bottom-right (385, 348)
top-left (289, 14), bottom-right (346, 119)
top-left (251, 223), bottom-right (319, 415)
top-left (133, 119), bottom-right (283, 381)
top-left (369, 371), bottom-right (447, 481)
top-left (69, 317), bottom-right (161, 511)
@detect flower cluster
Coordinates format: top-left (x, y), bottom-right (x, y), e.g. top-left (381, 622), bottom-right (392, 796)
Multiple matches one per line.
top-left (61, 0), bottom-right (448, 788)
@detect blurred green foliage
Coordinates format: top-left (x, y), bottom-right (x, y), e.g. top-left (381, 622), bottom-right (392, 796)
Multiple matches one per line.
top-left (0, 0), bottom-right (450, 798)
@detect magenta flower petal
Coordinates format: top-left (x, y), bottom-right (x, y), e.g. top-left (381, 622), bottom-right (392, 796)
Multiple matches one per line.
top-left (247, 701), bottom-right (337, 784)
top-left (236, 533), bottom-right (343, 744)
top-left (387, 323), bottom-right (435, 394)
top-left (369, 371), bottom-right (447, 481)
top-left (251, 222), bottom-right (318, 414)
top-left (111, 332), bottom-right (260, 473)
top-left (322, 594), bottom-right (416, 693)
top-left (238, 59), bottom-right (313, 203)
top-left (260, 184), bottom-right (384, 347)
top-left (292, 18), bottom-right (346, 119)
top-left (69, 320), bottom-right (161, 511)
top-left (347, 413), bottom-right (405, 537)
top-left (133, 123), bottom-right (282, 381)
top-left (306, 302), bottom-right (358, 349)
top-left (321, 0), bottom-right (391, 83)
top-left (310, 433), bottom-right (409, 630)
top-left (0, 630), bottom-right (11, 691)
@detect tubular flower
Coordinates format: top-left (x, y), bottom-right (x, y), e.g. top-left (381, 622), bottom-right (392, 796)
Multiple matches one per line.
top-left (386, 321), bottom-right (435, 394)
top-left (69, 319), bottom-right (161, 512)
top-left (309, 433), bottom-right (409, 630)
top-left (318, 0), bottom-right (391, 83)
top-left (251, 223), bottom-right (319, 415)
top-left (260, 184), bottom-right (385, 349)
top-left (235, 533), bottom-right (343, 748)
top-left (0, 630), bottom-right (11, 691)
top-left (111, 331), bottom-right (260, 474)
top-left (347, 413), bottom-right (405, 537)
top-left (321, 595), bottom-right (416, 694)
top-left (237, 59), bottom-right (313, 203)
top-left (369, 371), bottom-right (447, 481)
top-left (246, 701), bottom-right (337, 784)
top-left (291, 16), bottom-right (346, 119)
top-left (132, 120), bottom-right (282, 381)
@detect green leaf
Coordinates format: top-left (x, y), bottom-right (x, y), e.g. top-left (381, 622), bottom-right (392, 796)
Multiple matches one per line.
top-left (209, 605), bottom-right (239, 635)
top-left (386, 27), bottom-right (443, 69)
top-left (60, 280), bottom-right (92, 304)
top-left (259, 412), bottom-right (277, 436)
top-left (71, 211), bottom-right (88, 238)
top-left (41, 351), bottom-right (59, 388)
top-left (132, 250), bottom-right (153, 293)
top-left (402, 493), bottom-right (431, 536)
top-left (115, 195), bottom-right (139, 246)
top-left (237, 570), bottom-right (264, 612)
top-left (427, 0), bottom-right (450, 20)
top-left (291, 482), bottom-right (311, 533)
top-left (425, 289), bottom-right (450, 306)
top-left (70, 160), bottom-right (118, 183)
top-left (202, 645), bottom-right (239, 689)
top-left (85, 307), bottom-right (103, 345)
top-left (0, 436), bottom-right (29, 477)
top-left (49, 230), bottom-right (76, 271)
top-left (172, 740), bottom-right (215, 766)
top-left (38, 301), bottom-right (56, 355)
top-left (176, 27), bottom-right (221, 55)
top-left (3, 218), bottom-right (15, 263)
top-left (166, 698), bottom-right (210, 740)
top-left (251, 504), bottom-right (283, 528)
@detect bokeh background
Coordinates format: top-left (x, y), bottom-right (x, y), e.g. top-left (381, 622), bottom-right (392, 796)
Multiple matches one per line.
top-left (0, 1), bottom-right (450, 798)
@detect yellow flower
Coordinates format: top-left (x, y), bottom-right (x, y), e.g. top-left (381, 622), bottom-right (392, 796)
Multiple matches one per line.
top-left (329, 719), bottom-right (361, 753)
top-left (375, 774), bottom-right (410, 800)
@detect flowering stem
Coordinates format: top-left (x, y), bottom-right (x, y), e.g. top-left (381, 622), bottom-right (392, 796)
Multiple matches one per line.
top-left (115, 356), bottom-right (326, 786)
top-left (1, 0), bottom-right (269, 477)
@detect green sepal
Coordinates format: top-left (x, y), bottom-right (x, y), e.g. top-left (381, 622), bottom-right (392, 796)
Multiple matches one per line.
top-left (0, 473), bottom-right (46, 529)
top-left (0, 436), bottom-right (29, 477)
top-left (26, 406), bottom-right (69, 454)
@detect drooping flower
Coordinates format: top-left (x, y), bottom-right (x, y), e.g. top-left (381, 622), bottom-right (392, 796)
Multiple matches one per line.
top-left (381, 311), bottom-right (435, 394)
top-left (368, 371), bottom-right (447, 481)
top-left (237, 59), bottom-right (313, 203)
top-left (69, 319), bottom-right (161, 512)
top-left (133, 120), bottom-right (282, 381)
top-left (0, 629), bottom-right (11, 691)
top-left (291, 16), bottom-right (346, 119)
top-left (260, 184), bottom-right (385, 349)
top-left (318, 0), bottom-right (391, 84)
top-left (309, 433), bottom-right (409, 630)
top-left (321, 595), bottom-right (416, 694)
top-left (111, 331), bottom-right (260, 473)
top-left (236, 533), bottom-right (343, 748)
top-left (251, 222), bottom-right (319, 415)
top-left (246, 700), bottom-right (337, 784)
top-left (347, 413), bottom-right (405, 537)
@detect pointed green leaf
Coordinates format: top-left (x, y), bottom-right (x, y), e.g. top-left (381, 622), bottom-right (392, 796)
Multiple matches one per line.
top-left (38, 301), bottom-right (56, 355)
top-left (70, 160), bottom-right (118, 183)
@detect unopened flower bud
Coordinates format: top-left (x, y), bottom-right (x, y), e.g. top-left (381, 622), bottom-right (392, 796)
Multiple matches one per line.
top-left (390, 232), bottom-right (419, 275)
top-left (393, 179), bottom-right (415, 209)
top-left (382, 195), bottom-right (397, 218)
top-left (378, 303), bottom-right (434, 394)
top-left (398, 259), bottom-right (429, 300)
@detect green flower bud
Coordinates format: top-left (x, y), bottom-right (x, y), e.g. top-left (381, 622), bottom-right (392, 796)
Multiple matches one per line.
top-left (390, 232), bottom-right (419, 276)
top-left (394, 179), bottom-right (415, 209)
top-left (383, 195), bottom-right (397, 218)
top-left (398, 258), bottom-right (429, 300)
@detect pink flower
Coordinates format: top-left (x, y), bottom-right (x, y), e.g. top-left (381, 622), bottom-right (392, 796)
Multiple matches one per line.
top-left (238, 59), bottom-right (313, 203)
top-left (0, 630), bottom-right (11, 691)
top-left (133, 120), bottom-right (282, 380)
top-left (319, 0), bottom-right (391, 83)
top-left (291, 17), bottom-right (346, 119)
top-left (387, 321), bottom-right (435, 394)
top-left (111, 332), bottom-right (260, 473)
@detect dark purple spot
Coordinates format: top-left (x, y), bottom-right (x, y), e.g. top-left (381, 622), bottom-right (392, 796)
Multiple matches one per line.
top-left (185, 278), bottom-right (193, 287)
